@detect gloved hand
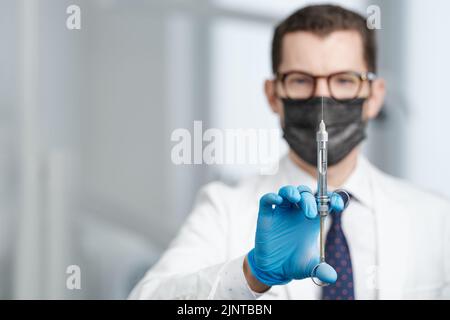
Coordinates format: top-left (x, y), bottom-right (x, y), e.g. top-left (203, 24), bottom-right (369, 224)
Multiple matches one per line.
top-left (247, 185), bottom-right (346, 286)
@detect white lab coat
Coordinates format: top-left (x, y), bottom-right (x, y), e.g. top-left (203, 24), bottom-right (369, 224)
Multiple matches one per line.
top-left (129, 155), bottom-right (450, 300)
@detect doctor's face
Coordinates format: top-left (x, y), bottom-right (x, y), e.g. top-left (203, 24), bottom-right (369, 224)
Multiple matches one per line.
top-left (264, 30), bottom-right (385, 125)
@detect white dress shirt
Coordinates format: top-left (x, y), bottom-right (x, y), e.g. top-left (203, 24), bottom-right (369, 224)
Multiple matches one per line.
top-left (129, 155), bottom-right (450, 300)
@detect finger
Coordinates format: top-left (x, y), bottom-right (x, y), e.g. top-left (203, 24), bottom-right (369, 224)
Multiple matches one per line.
top-left (297, 185), bottom-right (318, 219)
top-left (297, 185), bottom-right (313, 195)
top-left (329, 192), bottom-right (344, 214)
top-left (335, 189), bottom-right (350, 209)
top-left (329, 189), bottom-right (350, 214)
top-left (278, 185), bottom-right (301, 207)
top-left (315, 262), bottom-right (337, 284)
top-left (259, 193), bottom-right (283, 212)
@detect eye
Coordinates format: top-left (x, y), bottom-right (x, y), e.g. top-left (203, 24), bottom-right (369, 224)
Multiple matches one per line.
top-left (287, 75), bottom-right (313, 86)
top-left (336, 77), bottom-right (356, 85)
top-left (337, 78), bottom-right (352, 84)
top-left (294, 79), bottom-right (307, 84)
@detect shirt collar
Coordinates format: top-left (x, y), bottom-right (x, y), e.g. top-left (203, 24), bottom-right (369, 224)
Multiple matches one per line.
top-left (340, 155), bottom-right (374, 210)
top-left (281, 154), bottom-right (317, 193)
top-left (281, 153), bottom-right (375, 210)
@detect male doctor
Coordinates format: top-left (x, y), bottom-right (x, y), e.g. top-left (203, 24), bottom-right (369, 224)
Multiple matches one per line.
top-left (130, 5), bottom-right (450, 299)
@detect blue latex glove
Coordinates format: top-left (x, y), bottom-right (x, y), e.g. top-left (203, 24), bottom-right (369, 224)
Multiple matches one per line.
top-left (247, 185), bottom-right (346, 286)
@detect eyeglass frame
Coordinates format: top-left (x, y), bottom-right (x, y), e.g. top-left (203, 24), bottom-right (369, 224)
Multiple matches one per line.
top-left (275, 70), bottom-right (377, 101)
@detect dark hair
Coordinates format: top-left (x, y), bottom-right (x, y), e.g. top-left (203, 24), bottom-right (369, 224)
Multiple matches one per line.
top-left (271, 4), bottom-right (377, 74)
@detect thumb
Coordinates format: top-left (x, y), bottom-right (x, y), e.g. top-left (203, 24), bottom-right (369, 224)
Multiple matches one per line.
top-left (314, 262), bottom-right (337, 284)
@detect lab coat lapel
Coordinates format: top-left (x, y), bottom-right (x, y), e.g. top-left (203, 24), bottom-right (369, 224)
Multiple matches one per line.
top-left (372, 170), bottom-right (410, 299)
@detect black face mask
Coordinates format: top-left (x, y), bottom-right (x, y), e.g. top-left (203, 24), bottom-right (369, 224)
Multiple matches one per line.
top-left (282, 96), bottom-right (367, 166)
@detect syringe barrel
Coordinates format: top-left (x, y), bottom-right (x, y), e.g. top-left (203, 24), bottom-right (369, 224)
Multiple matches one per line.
top-left (316, 127), bottom-right (329, 215)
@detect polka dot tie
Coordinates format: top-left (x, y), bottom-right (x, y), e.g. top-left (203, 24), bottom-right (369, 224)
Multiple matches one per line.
top-left (321, 207), bottom-right (355, 300)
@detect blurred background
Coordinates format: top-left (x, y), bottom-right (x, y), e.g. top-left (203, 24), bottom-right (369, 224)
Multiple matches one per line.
top-left (1, 0), bottom-right (449, 299)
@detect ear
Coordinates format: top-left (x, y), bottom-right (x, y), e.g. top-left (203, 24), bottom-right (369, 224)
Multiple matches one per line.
top-left (364, 78), bottom-right (386, 120)
top-left (264, 79), bottom-right (283, 114)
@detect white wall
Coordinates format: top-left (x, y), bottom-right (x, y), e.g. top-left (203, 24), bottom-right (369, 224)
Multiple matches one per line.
top-left (402, 0), bottom-right (450, 198)
top-left (0, 0), bottom-right (17, 299)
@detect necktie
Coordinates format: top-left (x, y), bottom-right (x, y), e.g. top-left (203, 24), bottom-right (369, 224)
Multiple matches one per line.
top-left (321, 204), bottom-right (355, 300)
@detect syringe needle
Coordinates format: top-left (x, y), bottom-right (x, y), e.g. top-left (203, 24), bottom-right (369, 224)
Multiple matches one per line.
top-left (321, 96), bottom-right (324, 121)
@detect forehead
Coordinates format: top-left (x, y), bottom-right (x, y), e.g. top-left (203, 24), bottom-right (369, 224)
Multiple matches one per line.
top-left (279, 30), bottom-right (367, 74)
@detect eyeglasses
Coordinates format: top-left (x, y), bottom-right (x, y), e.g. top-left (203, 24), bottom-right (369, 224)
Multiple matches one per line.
top-left (276, 70), bottom-right (377, 101)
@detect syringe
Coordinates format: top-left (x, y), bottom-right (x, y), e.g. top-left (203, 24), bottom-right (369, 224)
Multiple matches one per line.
top-left (310, 103), bottom-right (350, 285)
top-left (316, 120), bottom-right (329, 265)
top-left (310, 118), bottom-right (331, 286)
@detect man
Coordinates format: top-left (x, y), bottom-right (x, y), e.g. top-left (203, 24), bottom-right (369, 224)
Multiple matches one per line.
top-left (130, 5), bottom-right (450, 299)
